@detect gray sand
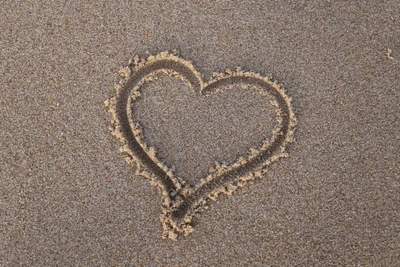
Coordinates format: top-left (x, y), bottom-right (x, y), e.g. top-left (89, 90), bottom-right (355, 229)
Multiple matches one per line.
top-left (1, 1), bottom-right (399, 266)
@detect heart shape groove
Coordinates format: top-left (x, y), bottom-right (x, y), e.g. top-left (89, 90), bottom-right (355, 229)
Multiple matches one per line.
top-left (105, 51), bottom-right (296, 240)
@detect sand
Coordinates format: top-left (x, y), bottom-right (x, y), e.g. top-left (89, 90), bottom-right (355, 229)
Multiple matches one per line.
top-left (1, 0), bottom-right (399, 266)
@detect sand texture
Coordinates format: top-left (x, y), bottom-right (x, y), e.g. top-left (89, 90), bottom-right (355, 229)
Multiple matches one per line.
top-left (1, 0), bottom-right (399, 266)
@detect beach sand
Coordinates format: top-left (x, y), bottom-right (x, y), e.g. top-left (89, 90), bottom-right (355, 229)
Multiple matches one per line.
top-left (1, 1), bottom-right (399, 266)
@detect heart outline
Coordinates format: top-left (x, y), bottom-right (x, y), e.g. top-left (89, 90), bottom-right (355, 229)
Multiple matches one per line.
top-left (105, 51), bottom-right (296, 240)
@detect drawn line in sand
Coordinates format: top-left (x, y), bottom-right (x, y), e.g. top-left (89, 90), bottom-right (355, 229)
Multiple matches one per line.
top-left (105, 51), bottom-right (296, 240)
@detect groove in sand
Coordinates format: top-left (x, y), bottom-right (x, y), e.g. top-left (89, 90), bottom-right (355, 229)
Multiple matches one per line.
top-left (105, 51), bottom-right (296, 240)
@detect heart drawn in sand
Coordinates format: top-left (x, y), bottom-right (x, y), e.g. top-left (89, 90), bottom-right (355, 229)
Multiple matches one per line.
top-left (105, 51), bottom-right (296, 240)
